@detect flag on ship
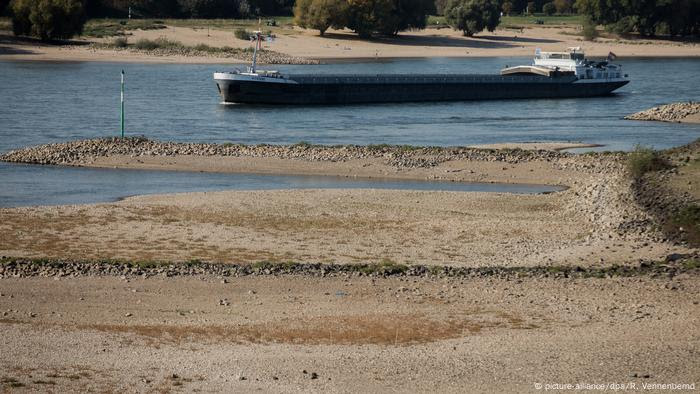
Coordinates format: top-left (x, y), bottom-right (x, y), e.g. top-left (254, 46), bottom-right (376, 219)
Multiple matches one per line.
top-left (607, 52), bottom-right (617, 61)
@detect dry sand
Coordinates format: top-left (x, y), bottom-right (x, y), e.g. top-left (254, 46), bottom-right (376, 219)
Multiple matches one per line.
top-left (1, 24), bottom-right (699, 64)
top-left (0, 151), bottom-right (693, 267)
top-left (1, 274), bottom-right (698, 392)
top-left (1, 142), bottom-right (699, 391)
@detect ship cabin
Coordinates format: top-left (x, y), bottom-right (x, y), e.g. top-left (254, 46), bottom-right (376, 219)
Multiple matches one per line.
top-left (531, 47), bottom-right (623, 80)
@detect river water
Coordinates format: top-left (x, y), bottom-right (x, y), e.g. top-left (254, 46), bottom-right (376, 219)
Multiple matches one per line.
top-left (0, 58), bottom-right (698, 206)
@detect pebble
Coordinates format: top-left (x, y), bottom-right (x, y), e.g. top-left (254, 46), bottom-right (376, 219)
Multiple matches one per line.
top-left (625, 101), bottom-right (699, 123)
top-left (0, 137), bottom-right (592, 172)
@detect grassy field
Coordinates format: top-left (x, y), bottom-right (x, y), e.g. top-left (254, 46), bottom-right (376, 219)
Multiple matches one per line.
top-left (82, 17), bottom-right (296, 38)
top-left (8, 14), bottom-right (582, 38)
top-left (427, 14), bottom-right (583, 29)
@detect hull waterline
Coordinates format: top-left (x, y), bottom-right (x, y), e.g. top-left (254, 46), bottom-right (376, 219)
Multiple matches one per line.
top-left (214, 74), bottom-right (629, 105)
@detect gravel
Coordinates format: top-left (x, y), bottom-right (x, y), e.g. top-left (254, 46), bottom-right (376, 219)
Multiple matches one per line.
top-left (625, 101), bottom-right (700, 123)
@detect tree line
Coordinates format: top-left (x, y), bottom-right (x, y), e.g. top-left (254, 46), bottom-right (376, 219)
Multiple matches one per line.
top-left (294, 0), bottom-right (436, 37)
top-left (575, 0), bottom-right (699, 37)
top-left (87, 0), bottom-right (295, 19)
top-left (2, 0), bottom-right (697, 41)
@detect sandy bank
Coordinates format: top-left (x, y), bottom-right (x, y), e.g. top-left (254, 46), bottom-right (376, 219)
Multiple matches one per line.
top-left (2, 24), bottom-right (699, 64)
top-left (2, 138), bottom-right (695, 268)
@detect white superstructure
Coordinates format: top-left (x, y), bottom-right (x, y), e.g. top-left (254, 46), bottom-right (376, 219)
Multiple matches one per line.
top-left (533, 47), bottom-right (627, 81)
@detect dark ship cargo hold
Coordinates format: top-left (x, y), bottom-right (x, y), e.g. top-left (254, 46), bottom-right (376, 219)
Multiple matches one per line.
top-left (214, 42), bottom-right (629, 105)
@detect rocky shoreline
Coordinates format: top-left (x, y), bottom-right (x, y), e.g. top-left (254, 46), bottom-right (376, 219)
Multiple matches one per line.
top-left (87, 44), bottom-right (319, 64)
top-left (0, 137), bottom-right (620, 171)
top-left (625, 101), bottom-right (700, 123)
top-left (1, 255), bottom-right (697, 280)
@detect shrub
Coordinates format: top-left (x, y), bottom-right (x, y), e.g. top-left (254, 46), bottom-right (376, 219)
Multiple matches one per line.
top-left (581, 16), bottom-right (598, 40)
top-left (112, 37), bottom-right (128, 48)
top-left (234, 28), bottom-right (251, 40)
top-left (10, 0), bottom-right (86, 41)
top-left (133, 37), bottom-right (182, 50)
top-left (627, 145), bottom-right (671, 179)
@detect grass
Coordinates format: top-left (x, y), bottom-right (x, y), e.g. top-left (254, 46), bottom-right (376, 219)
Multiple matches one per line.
top-left (501, 14), bottom-right (584, 26)
top-left (81, 17), bottom-right (296, 38)
top-left (427, 14), bottom-right (583, 29)
top-left (82, 19), bottom-right (167, 38)
top-left (134, 36), bottom-right (180, 50)
top-left (98, 37), bottom-right (255, 57)
top-left (667, 204), bottom-right (700, 247)
top-left (627, 145), bottom-right (672, 179)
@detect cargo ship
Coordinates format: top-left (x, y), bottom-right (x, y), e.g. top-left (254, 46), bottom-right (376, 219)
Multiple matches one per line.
top-left (213, 33), bottom-right (629, 105)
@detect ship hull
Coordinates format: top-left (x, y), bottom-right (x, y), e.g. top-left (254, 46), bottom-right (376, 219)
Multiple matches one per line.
top-left (214, 74), bottom-right (629, 105)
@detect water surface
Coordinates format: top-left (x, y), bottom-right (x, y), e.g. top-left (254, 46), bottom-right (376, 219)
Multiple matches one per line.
top-left (1, 57), bottom-right (698, 154)
top-left (0, 162), bottom-right (563, 207)
top-left (0, 58), bottom-right (697, 206)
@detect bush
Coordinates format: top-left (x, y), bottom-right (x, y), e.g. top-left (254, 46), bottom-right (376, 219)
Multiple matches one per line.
top-left (112, 36), bottom-right (128, 47)
top-left (10, 0), bottom-right (86, 41)
top-left (234, 27), bottom-right (252, 40)
top-left (444, 0), bottom-right (500, 37)
top-left (627, 145), bottom-right (672, 179)
top-left (133, 37), bottom-right (182, 50)
top-left (542, 2), bottom-right (555, 15)
top-left (581, 16), bottom-right (597, 40)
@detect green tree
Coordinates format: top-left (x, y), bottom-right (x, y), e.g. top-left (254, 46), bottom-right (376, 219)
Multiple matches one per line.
top-left (384, 0), bottom-right (435, 35)
top-left (444, 0), bottom-right (501, 36)
top-left (542, 1), bottom-right (555, 14)
top-left (501, 1), bottom-right (512, 14)
top-left (294, 0), bottom-right (348, 35)
top-left (10, 0), bottom-right (86, 41)
top-left (345, 0), bottom-right (394, 37)
top-left (576, 0), bottom-right (699, 37)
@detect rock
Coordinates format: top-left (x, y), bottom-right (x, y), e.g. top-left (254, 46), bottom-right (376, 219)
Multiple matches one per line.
top-left (625, 102), bottom-right (700, 123)
top-left (125, 313), bottom-right (133, 317)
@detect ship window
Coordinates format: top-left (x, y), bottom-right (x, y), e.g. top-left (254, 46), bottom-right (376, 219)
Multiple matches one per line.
top-left (571, 53), bottom-right (584, 60)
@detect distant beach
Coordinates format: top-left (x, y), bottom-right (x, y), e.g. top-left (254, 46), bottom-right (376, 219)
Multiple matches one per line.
top-left (1, 24), bottom-right (699, 64)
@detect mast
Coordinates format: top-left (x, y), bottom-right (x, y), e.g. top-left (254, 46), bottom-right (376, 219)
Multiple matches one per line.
top-left (251, 31), bottom-right (261, 74)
